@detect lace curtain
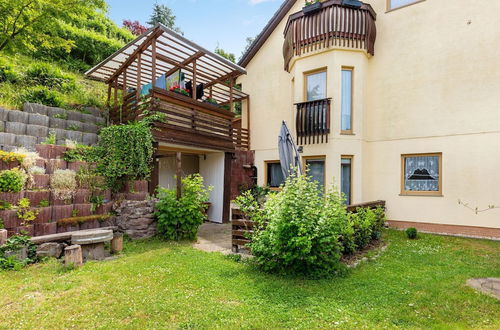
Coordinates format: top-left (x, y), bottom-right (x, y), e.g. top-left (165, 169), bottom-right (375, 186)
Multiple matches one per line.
top-left (404, 155), bottom-right (439, 191)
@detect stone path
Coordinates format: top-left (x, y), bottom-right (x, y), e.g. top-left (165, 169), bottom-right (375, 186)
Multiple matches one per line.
top-left (467, 278), bottom-right (500, 300)
top-left (194, 222), bottom-right (233, 254)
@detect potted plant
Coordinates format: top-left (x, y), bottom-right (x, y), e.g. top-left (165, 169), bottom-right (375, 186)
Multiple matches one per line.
top-left (303, 0), bottom-right (322, 15)
top-left (203, 97), bottom-right (219, 107)
top-left (169, 84), bottom-right (190, 97)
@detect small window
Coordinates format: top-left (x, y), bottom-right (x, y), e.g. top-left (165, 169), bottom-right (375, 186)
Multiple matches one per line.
top-left (305, 70), bottom-right (327, 101)
top-left (401, 153), bottom-right (442, 196)
top-left (304, 157), bottom-right (326, 188)
top-left (341, 156), bottom-right (352, 205)
top-left (388, 0), bottom-right (424, 11)
top-left (266, 161), bottom-right (285, 188)
top-left (341, 68), bottom-right (353, 133)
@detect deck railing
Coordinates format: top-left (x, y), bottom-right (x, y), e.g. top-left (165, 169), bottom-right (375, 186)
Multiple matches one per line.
top-left (283, 0), bottom-right (377, 71)
top-left (110, 87), bottom-right (249, 151)
top-left (295, 98), bottom-right (331, 145)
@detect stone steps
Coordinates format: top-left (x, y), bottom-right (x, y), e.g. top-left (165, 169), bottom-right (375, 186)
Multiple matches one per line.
top-left (0, 103), bottom-right (106, 151)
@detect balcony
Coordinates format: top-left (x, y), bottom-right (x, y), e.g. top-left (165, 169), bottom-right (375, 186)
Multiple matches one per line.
top-left (283, 0), bottom-right (377, 71)
top-left (295, 98), bottom-right (331, 145)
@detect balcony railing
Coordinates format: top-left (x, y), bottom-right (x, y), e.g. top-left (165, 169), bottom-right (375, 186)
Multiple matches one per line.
top-left (283, 0), bottom-right (377, 71)
top-left (295, 98), bottom-right (331, 145)
top-left (110, 87), bottom-right (249, 151)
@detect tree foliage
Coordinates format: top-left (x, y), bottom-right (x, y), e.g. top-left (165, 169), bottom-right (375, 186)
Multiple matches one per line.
top-left (215, 46), bottom-right (236, 63)
top-left (123, 20), bottom-right (148, 36)
top-left (147, 4), bottom-right (183, 35)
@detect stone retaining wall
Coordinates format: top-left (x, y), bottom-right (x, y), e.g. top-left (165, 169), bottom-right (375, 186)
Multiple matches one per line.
top-left (114, 200), bottom-right (157, 240)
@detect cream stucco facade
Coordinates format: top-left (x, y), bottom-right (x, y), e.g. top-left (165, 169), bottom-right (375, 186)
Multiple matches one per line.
top-left (237, 0), bottom-right (500, 235)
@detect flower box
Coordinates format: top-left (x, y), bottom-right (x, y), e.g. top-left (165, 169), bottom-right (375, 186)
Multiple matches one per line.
top-left (0, 210), bottom-right (19, 229)
top-left (0, 192), bottom-right (24, 205)
top-left (303, 2), bottom-right (322, 15)
top-left (74, 189), bottom-right (91, 203)
top-left (35, 144), bottom-right (67, 160)
top-left (52, 205), bottom-right (73, 221)
top-left (34, 222), bottom-right (57, 236)
top-left (32, 174), bottom-right (50, 189)
top-left (24, 190), bottom-right (50, 207)
top-left (342, 0), bottom-right (363, 9)
top-left (34, 207), bottom-right (52, 224)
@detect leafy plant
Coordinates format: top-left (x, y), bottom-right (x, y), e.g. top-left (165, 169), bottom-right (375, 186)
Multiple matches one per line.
top-left (0, 218), bottom-right (4, 229)
top-left (96, 121), bottom-right (154, 191)
top-left (19, 86), bottom-right (64, 108)
top-left (76, 167), bottom-right (106, 191)
top-left (16, 198), bottom-right (39, 225)
top-left (0, 235), bottom-right (38, 271)
top-left (0, 58), bottom-right (18, 83)
top-left (25, 63), bottom-right (76, 91)
top-left (54, 113), bottom-right (68, 120)
top-left (89, 194), bottom-right (105, 214)
top-left (0, 200), bottom-right (12, 210)
top-left (0, 168), bottom-right (27, 193)
top-left (38, 199), bottom-right (50, 208)
top-left (67, 124), bottom-right (80, 131)
top-left (406, 227), bottom-right (418, 239)
top-left (42, 131), bottom-right (57, 145)
top-left (71, 209), bottom-right (79, 217)
top-left (305, 0), bottom-right (321, 6)
top-left (155, 174), bottom-right (212, 241)
top-left (64, 145), bottom-right (98, 163)
top-left (50, 169), bottom-right (77, 200)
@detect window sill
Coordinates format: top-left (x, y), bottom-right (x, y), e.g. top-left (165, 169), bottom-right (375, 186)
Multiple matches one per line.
top-left (386, 0), bottom-right (426, 13)
top-left (399, 193), bottom-right (443, 197)
top-left (341, 131), bottom-right (355, 136)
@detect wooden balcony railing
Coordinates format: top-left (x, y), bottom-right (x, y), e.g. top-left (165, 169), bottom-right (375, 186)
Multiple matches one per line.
top-left (296, 98), bottom-right (331, 145)
top-left (283, 0), bottom-right (377, 71)
top-left (110, 87), bottom-right (249, 151)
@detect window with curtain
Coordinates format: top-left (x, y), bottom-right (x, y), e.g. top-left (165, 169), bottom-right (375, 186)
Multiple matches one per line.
top-left (266, 162), bottom-right (285, 188)
top-left (341, 157), bottom-right (352, 205)
top-left (341, 68), bottom-right (353, 133)
top-left (305, 158), bottom-right (325, 188)
top-left (402, 153), bottom-right (442, 195)
top-left (388, 0), bottom-right (423, 10)
top-left (306, 71), bottom-right (327, 101)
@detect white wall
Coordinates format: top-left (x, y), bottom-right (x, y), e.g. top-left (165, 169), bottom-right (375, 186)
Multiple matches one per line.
top-left (199, 153), bottom-right (225, 223)
top-left (158, 155), bottom-right (199, 190)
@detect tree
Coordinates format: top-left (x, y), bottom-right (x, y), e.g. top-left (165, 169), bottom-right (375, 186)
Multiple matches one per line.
top-left (214, 45), bottom-right (236, 63)
top-left (0, 0), bottom-right (105, 52)
top-left (240, 36), bottom-right (256, 59)
top-left (123, 20), bottom-right (148, 36)
top-left (147, 3), bottom-right (183, 35)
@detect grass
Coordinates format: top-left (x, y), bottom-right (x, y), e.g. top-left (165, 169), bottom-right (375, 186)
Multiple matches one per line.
top-left (0, 53), bottom-right (107, 111)
top-left (0, 230), bottom-right (498, 329)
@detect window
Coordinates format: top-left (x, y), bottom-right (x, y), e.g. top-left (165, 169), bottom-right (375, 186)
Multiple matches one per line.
top-left (304, 157), bottom-right (326, 188)
top-left (387, 0), bottom-right (424, 11)
top-left (341, 68), bottom-right (353, 133)
top-left (305, 70), bottom-right (327, 101)
top-left (401, 153), bottom-right (442, 196)
top-left (266, 161), bottom-right (285, 189)
top-left (341, 156), bottom-right (352, 205)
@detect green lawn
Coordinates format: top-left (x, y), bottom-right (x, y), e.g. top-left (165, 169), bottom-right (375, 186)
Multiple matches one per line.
top-left (0, 230), bottom-right (498, 329)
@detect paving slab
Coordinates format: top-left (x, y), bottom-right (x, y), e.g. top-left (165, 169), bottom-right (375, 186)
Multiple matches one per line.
top-left (467, 278), bottom-right (500, 299)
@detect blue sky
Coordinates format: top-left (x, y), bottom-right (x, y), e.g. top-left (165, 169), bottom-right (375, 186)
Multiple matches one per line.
top-left (105, 0), bottom-right (283, 59)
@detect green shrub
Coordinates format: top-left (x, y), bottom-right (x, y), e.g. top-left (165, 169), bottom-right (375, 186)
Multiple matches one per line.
top-left (237, 174), bottom-right (345, 278)
top-left (155, 174), bottom-right (212, 241)
top-left (25, 63), bottom-right (76, 92)
top-left (0, 168), bottom-right (27, 193)
top-left (64, 145), bottom-right (99, 162)
top-left (406, 227), bottom-right (418, 239)
top-left (0, 59), bottom-right (18, 83)
top-left (0, 235), bottom-right (38, 271)
top-left (96, 122), bottom-right (154, 191)
top-left (20, 86), bottom-right (64, 107)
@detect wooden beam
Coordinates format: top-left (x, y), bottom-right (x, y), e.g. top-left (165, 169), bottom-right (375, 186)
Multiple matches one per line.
top-left (136, 53), bottom-right (142, 100)
top-left (106, 28), bottom-right (164, 84)
top-left (176, 152), bottom-right (182, 199)
top-left (158, 51), bottom-right (204, 79)
top-left (152, 37), bottom-right (157, 88)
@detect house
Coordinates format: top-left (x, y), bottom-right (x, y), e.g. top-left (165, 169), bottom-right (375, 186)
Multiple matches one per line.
top-left (236, 0), bottom-right (500, 239)
top-left (85, 25), bottom-right (253, 224)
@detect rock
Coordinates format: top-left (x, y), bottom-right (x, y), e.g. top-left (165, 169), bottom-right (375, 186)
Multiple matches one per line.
top-left (64, 245), bottom-right (83, 267)
top-left (4, 247), bottom-right (28, 260)
top-left (36, 242), bottom-right (63, 258)
top-left (28, 113), bottom-right (50, 127)
top-left (114, 200), bottom-right (157, 240)
top-left (5, 122), bottom-right (26, 135)
top-left (467, 278), bottom-right (500, 300)
top-left (8, 110), bottom-right (29, 123)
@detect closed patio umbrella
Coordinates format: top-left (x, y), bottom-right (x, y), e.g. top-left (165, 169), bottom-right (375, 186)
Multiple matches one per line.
top-left (278, 121), bottom-right (303, 179)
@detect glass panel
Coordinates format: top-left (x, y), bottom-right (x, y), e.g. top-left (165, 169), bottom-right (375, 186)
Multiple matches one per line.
top-left (404, 155), bottom-right (440, 192)
top-left (267, 163), bottom-right (285, 188)
top-left (341, 69), bottom-right (352, 131)
top-left (306, 71), bottom-right (327, 101)
top-left (390, 0), bottom-right (419, 9)
top-left (306, 159), bottom-right (325, 188)
top-left (341, 158), bottom-right (351, 205)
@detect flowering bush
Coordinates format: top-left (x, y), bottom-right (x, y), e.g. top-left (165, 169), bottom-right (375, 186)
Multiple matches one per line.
top-left (169, 84), bottom-right (190, 97)
top-left (50, 169), bottom-right (77, 200)
top-left (0, 150), bottom-right (25, 164)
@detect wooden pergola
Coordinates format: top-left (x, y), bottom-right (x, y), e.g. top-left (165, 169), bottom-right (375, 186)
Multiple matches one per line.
top-left (85, 23), bottom-right (249, 123)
